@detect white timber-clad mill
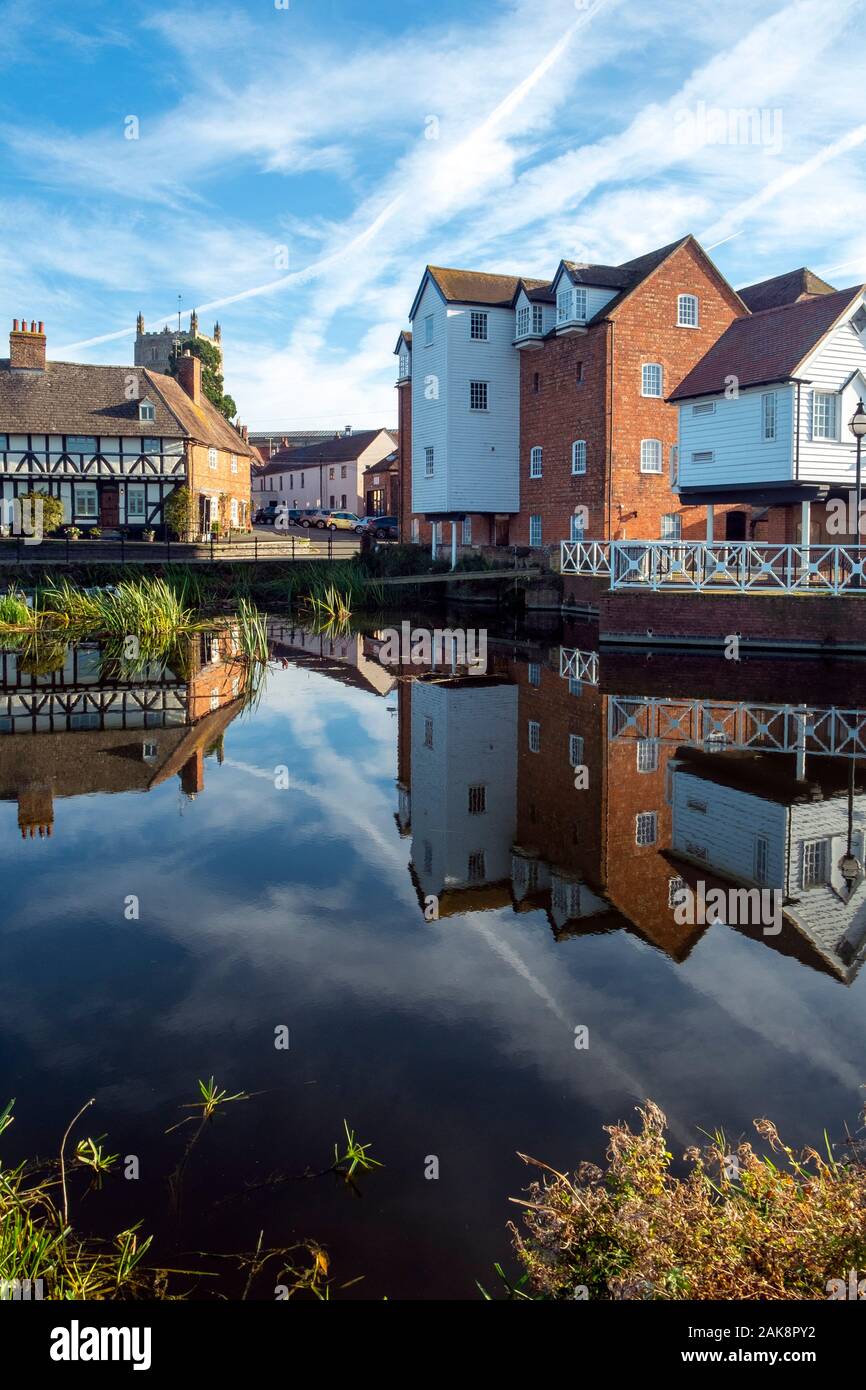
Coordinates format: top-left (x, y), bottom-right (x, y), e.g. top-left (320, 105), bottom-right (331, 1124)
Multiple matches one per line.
top-left (406, 267), bottom-right (528, 546)
top-left (670, 284), bottom-right (866, 543)
top-left (0, 319), bottom-right (253, 536)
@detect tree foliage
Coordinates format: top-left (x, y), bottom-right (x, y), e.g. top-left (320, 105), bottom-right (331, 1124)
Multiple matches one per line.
top-left (164, 486), bottom-right (196, 540)
top-left (169, 337), bottom-right (237, 421)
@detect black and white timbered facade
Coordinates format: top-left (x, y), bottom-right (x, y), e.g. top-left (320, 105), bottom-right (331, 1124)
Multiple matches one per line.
top-left (0, 430), bottom-right (186, 531)
top-left (0, 320), bottom-right (253, 536)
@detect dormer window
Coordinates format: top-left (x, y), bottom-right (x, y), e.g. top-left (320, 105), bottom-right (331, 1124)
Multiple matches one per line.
top-left (677, 294), bottom-right (699, 327)
top-left (557, 288), bottom-right (573, 324)
top-left (139, 398), bottom-right (156, 422)
top-left (557, 285), bottom-right (587, 326)
top-left (813, 391), bottom-right (839, 440)
top-left (398, 353), bottom-right (410, 379)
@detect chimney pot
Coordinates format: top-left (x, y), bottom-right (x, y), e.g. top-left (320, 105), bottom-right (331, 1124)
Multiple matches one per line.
top-left (12, 319), bottom-right (18, 332)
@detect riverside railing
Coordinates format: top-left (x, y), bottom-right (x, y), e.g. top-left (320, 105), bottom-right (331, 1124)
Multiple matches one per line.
top-left (559, 647), bottom-right (600, 686)
top-left (608, 696), bottom-right (866, 758)
top-left (602, 540), bottom-right (866, 595)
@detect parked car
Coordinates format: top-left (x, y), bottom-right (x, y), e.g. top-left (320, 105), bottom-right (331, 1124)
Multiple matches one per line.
top-left (327, 511), bottom-right (366, 533)
top-left (299, 508), bottom-right (331, 528)
top-left (363, 515), bottom-right (399, 540)
top-left (254, 501), bottom-right (282, 525)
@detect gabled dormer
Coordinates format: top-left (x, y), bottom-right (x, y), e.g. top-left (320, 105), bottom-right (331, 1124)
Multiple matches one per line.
top-left (138, 396), bottom-right (157, 423)
top-left (512, 281), bottom-right (554, 350)
top-left (394, 331), bottom-right (412, 384)
top-left (550, 261), bottom-right (624, 335)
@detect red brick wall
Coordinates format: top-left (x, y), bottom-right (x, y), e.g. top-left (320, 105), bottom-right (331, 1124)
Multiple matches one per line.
top-left (599, 591), bottom-right (866, 647)
top-left (514, 241), bottom-right (746, 551)
top-left (513, 328), bottom-right (609, 547)
top-left (609, 240), bottom-right (744, 544)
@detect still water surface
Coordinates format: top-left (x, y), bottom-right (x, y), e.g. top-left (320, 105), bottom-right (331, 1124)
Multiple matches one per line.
top-left (1, 616), bottom-right (865, 1298)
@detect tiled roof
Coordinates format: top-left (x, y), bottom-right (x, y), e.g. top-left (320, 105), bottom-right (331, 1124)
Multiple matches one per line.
top-left (426, 267), bottom-right (549, 308)
top-left (259, 428), bottom-right (395, 474)
top-left (0, 360), bottom-right (252, 455)
top-left (738, 267), bottom-right (836, 313)
top-left (669, 286), bottom-right (865, 401)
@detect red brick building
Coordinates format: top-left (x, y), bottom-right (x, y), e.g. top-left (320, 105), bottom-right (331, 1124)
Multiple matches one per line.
top-left (513, 236), bottom-right (747, 548)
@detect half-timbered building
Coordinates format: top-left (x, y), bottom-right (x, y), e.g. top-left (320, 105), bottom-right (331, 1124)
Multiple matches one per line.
top-left (0, 320), bottom-right (253, 537)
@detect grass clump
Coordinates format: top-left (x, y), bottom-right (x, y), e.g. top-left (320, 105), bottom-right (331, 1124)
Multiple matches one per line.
top-left (510, 1100), bottom-right (866, 1300)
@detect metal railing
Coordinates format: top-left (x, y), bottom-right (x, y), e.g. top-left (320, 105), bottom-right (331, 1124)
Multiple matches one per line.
top-left (559, 647), bottom-right (600, 686)
top-left (608, 540), bottom-right (866, 595)
top-left (0, 530), bottom-right (362, 565)
top-left (608, 696), bottom-right (866, 758)
top-left (560, 540), bottom-right (611, 576)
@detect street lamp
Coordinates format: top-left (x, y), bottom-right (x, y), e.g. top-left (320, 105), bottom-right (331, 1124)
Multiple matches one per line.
top-left (850, 401), bottom-right (866, 582)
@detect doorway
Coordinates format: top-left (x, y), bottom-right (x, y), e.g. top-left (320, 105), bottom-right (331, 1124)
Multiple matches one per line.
top-left (100, 486), bottom-right (120, 529)
top-left (725, 511), bottom-right (747, 541)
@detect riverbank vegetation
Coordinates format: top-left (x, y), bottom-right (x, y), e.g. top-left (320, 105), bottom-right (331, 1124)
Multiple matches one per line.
top-left (509, 1101), bottom-right (866, 1300)
top-left (0, 1093), bottom-right (376, 1301)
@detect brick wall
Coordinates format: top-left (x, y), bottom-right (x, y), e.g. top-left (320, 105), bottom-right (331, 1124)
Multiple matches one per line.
top-left (599, 591), bottom-right (866, 648)
top-left (188, 441), bottom-right (252, 530)
top-left (514, 240), bottom-right (747, 551)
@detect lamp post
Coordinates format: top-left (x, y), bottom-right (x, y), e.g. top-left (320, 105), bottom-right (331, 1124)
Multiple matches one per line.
top-left (850, 399), bottom-right (866, 587)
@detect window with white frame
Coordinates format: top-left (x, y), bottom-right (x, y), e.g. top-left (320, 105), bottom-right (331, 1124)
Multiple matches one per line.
top-left (462, 516), bottom-right (472, 545)
top-left (569, 677), bottom-right (582, 697)
top-left (74, 483), bottom-right (98, 518)
top-left (574, 287), bottom-right (587, 320)
top-left (640, 439), bottom-right (663, 473)
top-left (669, 444), bottom-right (679, 483)
top-left (528, 719), bottom-right (541, 752)
top-left (677, 294), bottom-right (699, 327)
top-left (470, 311), bottom-right (488, 341)
top-left (529, 514), bottom-right (542, 546)
top-left (127, 485), bottom-right (145, 519)
top-left (661, 512), bottom-right (681, 540)
top-left (813, 391), bottom-right (838, 440)
top-left (635, 811), bottom-right (657, 846)
top-left (424, 716), bottom-right (434, 749)
top-left (516, 305), bottom-right (530, 337)
top-left (528, 662), bottom-right (541, 687)
top-left (139, 400), bottom-right (156, 422)
top-left (424, 314), bottom-right (434, 346)
top-left (532, 304), bottom-right (544, 334)
top-left (230, 498), bottom-right (239, 526)
top-left (425, 447), bottom-right (434, 476)
top-left (398, 353), bottom-right (409, 378)
top-left (208, 447), bottom-right (218, 470)
top-left (571, 440), bottom-right (586, 474)
top-left (642, 363), bottom-right (663, 397)
top-left (530, 446), bottom-right (543, 478)
top-left (557, 287), bottom-right (573, 323)
top-left (801, 837), bottom-right (830, 887)
top-left (762, 391), bottom-right (777, 441)
top-left (470, 381), bottom-right (488, 410)
top-left (570, 513), bottom-right (585, 542)
top-left (468, 784), bottom-right (487, 815)
top-left (231, 453), bottom-right (238, 473)
top-left (569, 734), bottom-right (584, 767)
top-left (636, 738), bottom-right (659, 773)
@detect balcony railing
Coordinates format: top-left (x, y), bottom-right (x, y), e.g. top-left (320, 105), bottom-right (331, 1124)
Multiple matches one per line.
top-left (608, 696), bottom-right (866, 758)
top-left (562, 539), bottom-right (866, 595)
top-left (559, 647), bottom-right (599, 686)
top-left (560, 540), bottom-right (611, 576)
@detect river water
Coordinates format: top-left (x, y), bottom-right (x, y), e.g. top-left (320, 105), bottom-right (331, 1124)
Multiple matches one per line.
top-left (2, 613), bottom-right (865, 1298)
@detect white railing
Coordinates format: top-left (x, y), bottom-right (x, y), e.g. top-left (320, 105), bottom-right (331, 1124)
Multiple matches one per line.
top-left (560, 540), bottom-right (611, 576)
top-left (609, 540), bottom-right (866, 595)
top-left (559, 648), bottom-right (599, 685)
top-left (608, 697), bottom-right (866, 758)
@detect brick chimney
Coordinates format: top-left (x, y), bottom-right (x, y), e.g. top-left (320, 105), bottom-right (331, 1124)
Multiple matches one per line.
top-left (10, 319), bottom-right (46, 372)
top-left (176, 350), bottom-right (202, 405)
top-left (180, 748), bottom-right (205, 798)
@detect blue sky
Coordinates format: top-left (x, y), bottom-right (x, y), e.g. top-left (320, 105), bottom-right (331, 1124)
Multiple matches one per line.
top-left (1, 0), bottom-right (865, 429)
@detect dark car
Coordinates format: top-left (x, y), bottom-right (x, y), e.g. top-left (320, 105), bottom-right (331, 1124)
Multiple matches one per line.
top-left (254, 501), bottom-right (282, 525)
top-left (363, 515), bottom-right (398, 540)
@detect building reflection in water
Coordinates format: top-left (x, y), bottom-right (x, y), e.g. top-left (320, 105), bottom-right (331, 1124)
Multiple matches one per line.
top-left (0, 632), bottom-right (249, 839)
top-left (394, 640), bottom-right (866, 985)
